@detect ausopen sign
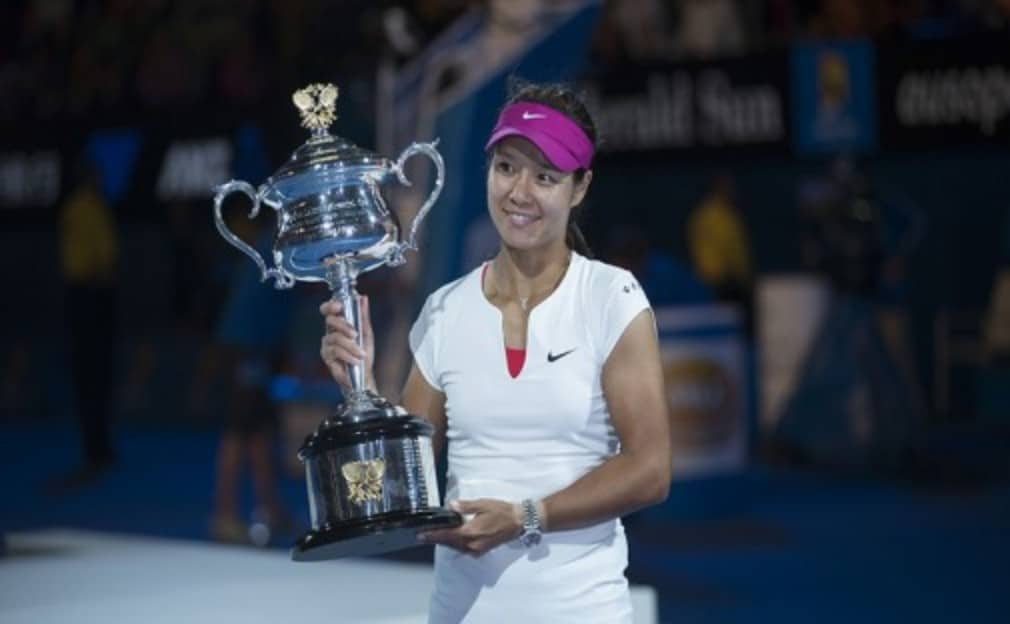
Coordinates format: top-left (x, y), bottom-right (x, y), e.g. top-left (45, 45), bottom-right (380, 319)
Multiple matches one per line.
top-left (878, 31), bottom-right (1010, 149)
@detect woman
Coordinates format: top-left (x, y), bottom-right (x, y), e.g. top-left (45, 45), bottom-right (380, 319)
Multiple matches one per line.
top-left (321, 81), bottom-right (672, 622)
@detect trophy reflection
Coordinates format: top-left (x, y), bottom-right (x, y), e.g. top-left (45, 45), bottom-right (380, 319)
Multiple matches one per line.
top-left (213, 83), bottom-right (461, 561)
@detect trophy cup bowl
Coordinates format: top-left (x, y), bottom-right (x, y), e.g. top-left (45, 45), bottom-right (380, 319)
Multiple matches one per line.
top-left (213, 83), bottom-right (461, 561)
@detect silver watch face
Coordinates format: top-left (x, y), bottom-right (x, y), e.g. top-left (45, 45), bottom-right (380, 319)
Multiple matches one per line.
top-left (519, 529), bottom-right (542, 548)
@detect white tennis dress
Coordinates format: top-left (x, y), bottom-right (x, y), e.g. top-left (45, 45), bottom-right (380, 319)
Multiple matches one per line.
top-left (409, 252), bottom-right (651, 623)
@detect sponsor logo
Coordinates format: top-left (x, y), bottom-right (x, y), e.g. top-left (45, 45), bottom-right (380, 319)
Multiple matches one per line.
top-left (547, 348), bottom-right (576, 363)
top-left (156, 138), bottom-right (232, 200)
top-left (583, 72), bottom-right (785, 151)
top-left (0, 151), bottom-right (60, 207)
top-left (663, 358), bottom-right (737, 450)
top-left (895, 66), bottom-right (1010, 135)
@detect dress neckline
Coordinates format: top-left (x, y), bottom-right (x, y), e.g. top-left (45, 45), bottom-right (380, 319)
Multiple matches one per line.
top-left (477, 253), bottom-right (579, 379)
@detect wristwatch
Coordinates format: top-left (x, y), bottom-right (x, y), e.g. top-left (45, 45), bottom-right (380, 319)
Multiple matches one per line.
top-left (517, 499), bottom-right (543, 548)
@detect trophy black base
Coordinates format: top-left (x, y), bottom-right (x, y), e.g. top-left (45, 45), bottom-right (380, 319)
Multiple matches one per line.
top-left (291, 508), bottom-right (462, 561)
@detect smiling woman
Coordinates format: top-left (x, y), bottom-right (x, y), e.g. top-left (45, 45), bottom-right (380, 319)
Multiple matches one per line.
top-left (486, 82), bottom-right (597, 258)
top-left (320, 80), bottom-right (672, 623)
top-left (486, 137), bottom-right (589, 256)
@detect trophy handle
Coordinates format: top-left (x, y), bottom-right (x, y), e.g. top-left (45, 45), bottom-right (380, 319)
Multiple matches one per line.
top-left (388, 140), bottom-right (445, 265)
top-left (213, 180), bottom-right (295, 289)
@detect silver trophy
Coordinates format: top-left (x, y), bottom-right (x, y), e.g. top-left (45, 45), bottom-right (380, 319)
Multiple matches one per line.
top-left (213, 83), bottom-right (461, 560)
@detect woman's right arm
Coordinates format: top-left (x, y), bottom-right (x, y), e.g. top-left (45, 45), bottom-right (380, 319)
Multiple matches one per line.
top-left (320, 298), bottom-right (447, 453)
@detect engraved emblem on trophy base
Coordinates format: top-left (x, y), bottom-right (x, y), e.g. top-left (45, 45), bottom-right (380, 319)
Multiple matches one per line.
top-left (213, 83), bottom-right (461, 561)
top-left (342, 458), bottom-right (385, 505)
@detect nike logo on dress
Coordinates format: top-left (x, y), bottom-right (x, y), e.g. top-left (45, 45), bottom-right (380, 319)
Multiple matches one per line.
top-left (522, 111), bottom-right (547, 120)
top-left (547, 348), bottom-right (576, 363)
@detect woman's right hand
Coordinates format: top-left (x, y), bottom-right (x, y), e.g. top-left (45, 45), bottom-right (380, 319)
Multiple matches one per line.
top-left (320, 296), bottom-right (375, 392)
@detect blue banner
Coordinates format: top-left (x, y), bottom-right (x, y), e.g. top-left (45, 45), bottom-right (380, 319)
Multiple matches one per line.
top-left (791, 40), bottom-right (878, 156)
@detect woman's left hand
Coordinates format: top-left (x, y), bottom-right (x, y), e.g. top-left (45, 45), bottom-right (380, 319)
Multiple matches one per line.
top-left (418, 499), bottom-right (522, 556)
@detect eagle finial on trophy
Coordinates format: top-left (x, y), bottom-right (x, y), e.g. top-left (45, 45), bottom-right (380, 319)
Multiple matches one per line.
top-left (292, 83), bottom-right (339, 133)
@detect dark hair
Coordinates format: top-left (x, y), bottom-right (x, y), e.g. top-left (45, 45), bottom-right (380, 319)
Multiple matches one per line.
top-left (500, 78), bottom-right (598, 258)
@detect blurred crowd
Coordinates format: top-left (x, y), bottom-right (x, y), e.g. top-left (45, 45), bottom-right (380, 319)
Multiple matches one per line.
top-left (593, 0), bottom-right (1010, 65)
top-left (4, 0), bottom-right (1008, 120)
top-left (0, 0), bottom-right (458, 121)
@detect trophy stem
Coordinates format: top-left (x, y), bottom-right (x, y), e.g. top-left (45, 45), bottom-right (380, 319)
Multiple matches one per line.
top-left (324, 259), bottom-right (368, 404)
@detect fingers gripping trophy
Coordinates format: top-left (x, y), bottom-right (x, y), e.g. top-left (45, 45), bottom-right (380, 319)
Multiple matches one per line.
top-left (213, 84), bottom-right (461, 560)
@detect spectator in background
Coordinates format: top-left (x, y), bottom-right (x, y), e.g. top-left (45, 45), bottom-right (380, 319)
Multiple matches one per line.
top-left (474, 0), bottom-right (553, 83)
top-left (49, 159), bottom-right (120, 491)
top-left (65, 0), bottom-right (146, 116)
top-left (673, 0), bottom-right (747, 59)
top-left (209, 221), bottom-right (296, 545)
top-left (964, 0), bottom-right (1010, 29)
top-left (806, 0), bottom-right (872, 38)
top-left (16, 0), bottom-right (75, 118)
top-left (593, 0), bottom-right (675, 64)
top-left (782, 156), bottom-right (926, 471)
top-left (167, 201), bottom-right (222, 337)
top-left (135, 25), bottom-right (201, 109)
top-left (870, 181), bottom-right (928, 412)
top-left (763, 0), bottom-right (801, 44)
top-left (798, 158), bottom-right (880, 294)
top-left (379, 0), bottom-right (472, 67)
top-left (686, 173), bottom-right (753, 305)
top-left (798, 156), bottom-right (924, 313)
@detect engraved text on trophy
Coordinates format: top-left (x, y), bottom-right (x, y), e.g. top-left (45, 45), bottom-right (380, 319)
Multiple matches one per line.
top-left (288, 197), bottom-right (370, 233)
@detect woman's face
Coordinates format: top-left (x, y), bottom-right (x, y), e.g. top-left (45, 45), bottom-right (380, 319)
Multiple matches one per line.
top-left (487, 136), bottom-right (591, 253)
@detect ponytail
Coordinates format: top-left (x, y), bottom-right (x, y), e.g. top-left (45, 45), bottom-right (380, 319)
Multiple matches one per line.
top-left (566, 211), bottom-right (593, 258)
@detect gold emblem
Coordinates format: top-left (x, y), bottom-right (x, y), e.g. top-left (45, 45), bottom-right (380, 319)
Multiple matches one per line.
top-left (292, 83), bottom-right (339, 132)
top-left (341, 458), bottom-right (385, 505)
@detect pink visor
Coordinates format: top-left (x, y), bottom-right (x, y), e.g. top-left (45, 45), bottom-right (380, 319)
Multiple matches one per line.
top-left (484, 102), bottom-right (594, 172)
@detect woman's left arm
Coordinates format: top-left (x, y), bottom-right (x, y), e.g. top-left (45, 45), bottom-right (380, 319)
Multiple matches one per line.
top-left (540, 308), bottom-right (672, 531)
top-left (420, 309), bottom-right (672, 554)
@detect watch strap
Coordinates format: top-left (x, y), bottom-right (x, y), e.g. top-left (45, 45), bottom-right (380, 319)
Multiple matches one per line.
top-left (518, 498), bottom-right (542, 547)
